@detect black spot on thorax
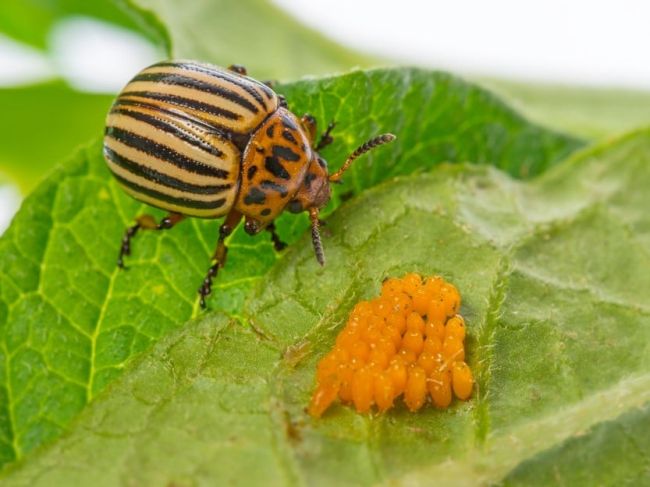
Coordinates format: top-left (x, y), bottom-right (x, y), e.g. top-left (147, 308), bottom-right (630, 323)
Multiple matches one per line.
top-left (273, 145), bottom-right (300, 162)
top-left (244, 187), bottom-right (266, 205)
top-left (261, 180), bottom-right (288, 197)
top-left (264, 156), bottom-right (290, 180)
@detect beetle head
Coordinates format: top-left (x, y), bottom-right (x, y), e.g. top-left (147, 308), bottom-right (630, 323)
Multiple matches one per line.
top-left (287, 155), bottom-right (331, 215)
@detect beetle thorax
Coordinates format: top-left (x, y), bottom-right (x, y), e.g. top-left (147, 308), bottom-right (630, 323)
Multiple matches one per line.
top-left (236, 108), bottom-right (313, 227)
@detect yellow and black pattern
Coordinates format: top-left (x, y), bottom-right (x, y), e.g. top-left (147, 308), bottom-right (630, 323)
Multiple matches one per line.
top-left (237, 108), bottom-right (312, 223)
top-left (103, 61), bottom-right (278, 218)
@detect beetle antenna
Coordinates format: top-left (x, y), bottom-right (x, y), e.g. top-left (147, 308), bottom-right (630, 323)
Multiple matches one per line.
top-left (309, 207), bottom-right (325, 266)
top-left (329, 133), bottom-right (396, 182)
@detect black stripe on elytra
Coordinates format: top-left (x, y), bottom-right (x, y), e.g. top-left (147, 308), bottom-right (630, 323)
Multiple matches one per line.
top-left (132, 72), bottom-right (259, 114)
top-left (155, 62), bottom-right (270, 110)
top-left (261, 179), bottom-right (288, 197)
top-left (114, 98), bottom-right (251, 150)
top-left (282, 129), bottom-right (298, 145)
top-left (258, 83), bottom-right (275, 101)
top-left (121, 91), bottom-right (241, 121)
top-left (104, 146), bottom-right (231, 195)
top-left (266, 124), bottom-right (275, 138)
top-left (110, 107), bottom-right (224, 158)
top-left (272, 145), bottom-right (301, 162)
top-left (264, 156), bottom-right (290, 180)
top-left (106, 126), bottom-right (230, 178)
top-left (114, 99), bottom-right (219, 132)
top-left (244, 187), bottom-right (266, 205)
top-left (113, 172), bottom-right (227, 209)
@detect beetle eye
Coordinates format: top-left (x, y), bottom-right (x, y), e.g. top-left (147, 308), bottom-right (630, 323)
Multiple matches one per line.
top-left (317, 157), bottom-right (327, 169)
top-left (288, 200), bottom-right (303, 213)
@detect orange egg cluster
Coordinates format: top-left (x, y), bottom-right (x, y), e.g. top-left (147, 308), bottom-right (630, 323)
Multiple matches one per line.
top-left (309, 273), bottom-right (473, 418)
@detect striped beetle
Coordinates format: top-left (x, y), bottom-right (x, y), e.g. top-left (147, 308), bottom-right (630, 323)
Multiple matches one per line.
top-left (103, 61), bottom-right (395, 308)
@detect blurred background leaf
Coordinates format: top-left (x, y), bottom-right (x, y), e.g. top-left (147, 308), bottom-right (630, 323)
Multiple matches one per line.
top-left (0, 81), bottom-right (113, 193)
top-left (0, 0), bottom-right (165, 48)
top-left (482, 78), bottom-right (650, 139)
top-left (128, 0), bottom-right (376, 79)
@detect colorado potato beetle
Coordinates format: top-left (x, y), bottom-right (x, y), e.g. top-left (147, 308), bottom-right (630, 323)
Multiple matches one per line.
top-left (103, 61), bottom-right (395, 307)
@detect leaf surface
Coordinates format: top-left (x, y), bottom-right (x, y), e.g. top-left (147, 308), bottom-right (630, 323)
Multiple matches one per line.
top-left (0, 67), bottom-right (580, 467)
top-left (2, 129), bottom-right (649, 486)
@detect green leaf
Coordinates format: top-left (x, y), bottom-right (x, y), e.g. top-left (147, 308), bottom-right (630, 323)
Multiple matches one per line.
top-left (128, 0), bottom-right (375, 79)
top-left (0, 67), bottom-right (580, 468)
top-left (2, 128), bottom-right (649, 485)
top-left (0, 81), bottom-right (113, 193)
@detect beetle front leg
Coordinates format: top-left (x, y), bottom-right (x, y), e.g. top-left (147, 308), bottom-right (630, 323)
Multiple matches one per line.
top-left (266, 222), bottom-right (287, 251)
top-left (198, 210), bottom-right (242, 309)
top-left (117, 212), bottom-right (184, 268)
top-left (315, 121), bottom-right (336, 151)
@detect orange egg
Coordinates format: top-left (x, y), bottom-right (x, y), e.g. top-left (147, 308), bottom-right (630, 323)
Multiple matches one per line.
top-left (387, 356), bottom-right (408, 395)
top-left (352, 367), bottom-right (374, 413)
top-left (406, 312), bottom-right (425, 333)
top-left (309, 383), bottom-right (340, 418)
top-left (422, 335), bottom-right (442, 355)
top-left (374, 372), bottom-right (395, 412)
top-left (417, 352), bottom-right (437, 375)
top-left (440, 283), bottom-right (461, 316)
top-left (445, 315), bottom-right (466, 341)
top-left (452, 361), bottom-right (474, 400)
top-left (401, 330), bottom-right (424, 355)
top-left (386, 312), bottom-right (407, 334)
top-left (351, 300), bottom-right (373, 319)
top-left (401, 272), bottom-right (422, 297)
top-left (383, 325), bottom-right (402, 348)
top-left (424, 319), bottom-right (446, 340)
top-left (381, 277), bottom-right (404, 297)
top-left (411, 288), bottom-right (431, 315)
top-left (338, 363), bottom-right (354, 403)
top-left (404, 366), bottom-right (427, 411)
top-left (350, 340), bottom-right (369, 363)
top-left (427, 300), bottom-right (448, 324)
top-left (428, 370), bottom-right (452, 409)
top-left (442, 335), bottom-right (465, 362)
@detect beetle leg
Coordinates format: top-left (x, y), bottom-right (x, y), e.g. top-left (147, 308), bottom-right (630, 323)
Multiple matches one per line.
top-left (266, 222), bottom-right (287, 251)
top-left (198, 209), bottom-right (243, 309)
top-left (117, 212), bottom-right (184, 268)
top-left (228, 64), bottom-right (247, 75)
top-left (315, 121), bottom-right (336, 151)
